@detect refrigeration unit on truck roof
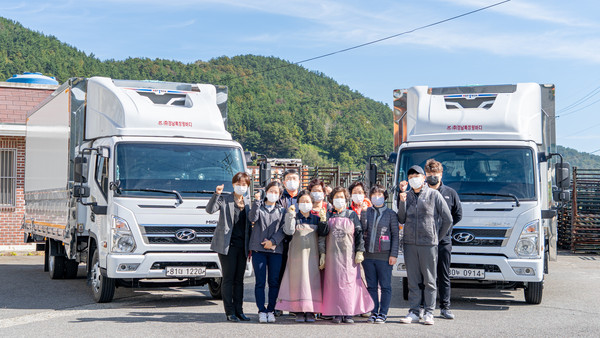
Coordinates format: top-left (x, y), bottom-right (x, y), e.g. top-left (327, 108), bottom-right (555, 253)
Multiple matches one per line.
top-left (392, 83), bottom-right (555, 151)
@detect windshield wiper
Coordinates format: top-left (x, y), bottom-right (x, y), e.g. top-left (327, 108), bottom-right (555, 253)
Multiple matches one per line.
top-left (114, 187), bottom-right (183, 205)
top-left (180, 190), bottom-right (217, 194)
top-left (461, 192), bottom-right (520, 207)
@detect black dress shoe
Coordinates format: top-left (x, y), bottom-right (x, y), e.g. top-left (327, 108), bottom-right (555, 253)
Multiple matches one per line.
top-left (226, 315), bottom-right (240, 322)
top-left (236, 313), bottom-right (251, 321)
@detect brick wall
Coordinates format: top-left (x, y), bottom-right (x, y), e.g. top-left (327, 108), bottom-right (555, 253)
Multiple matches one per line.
top-left (0, 83), bottom-right (55, 247)
top-left (0, 85), bottom-right (54, 124)
top-left (0, 136), bottom-right (25, 245)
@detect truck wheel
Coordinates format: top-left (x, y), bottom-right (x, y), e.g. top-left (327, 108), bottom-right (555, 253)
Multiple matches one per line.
top-left (208, 278), bottom-right (222, 299)
top-left (402, 277), bottom-right (409, 301)
top-left (90, 250), bottom-right (115, 303)
top-left (524, 280), bottom-right (543, 304)
top-left (64, 259), bottom-right (79, 279)
top-left (48, 254), bottom-right (66, 279)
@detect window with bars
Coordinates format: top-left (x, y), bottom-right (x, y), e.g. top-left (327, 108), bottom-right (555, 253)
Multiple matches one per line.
top-left (0, 148), bottom-right (17, 207)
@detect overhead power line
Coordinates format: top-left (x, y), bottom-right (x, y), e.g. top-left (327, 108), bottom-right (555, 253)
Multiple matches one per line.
top-left (556, 85), bottom-right (600, 117)
top-left (226, 0), bottom-right (512, 81)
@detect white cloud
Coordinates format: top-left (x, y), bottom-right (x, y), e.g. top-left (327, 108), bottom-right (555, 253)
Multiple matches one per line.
top-left (442, 0), bottom-right (598, 27)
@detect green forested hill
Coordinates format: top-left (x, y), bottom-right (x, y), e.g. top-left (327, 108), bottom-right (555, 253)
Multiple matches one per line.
top-left (557, 146), bottom-right (600, 169)
top-left (0, 17), bottom-right (392, 169)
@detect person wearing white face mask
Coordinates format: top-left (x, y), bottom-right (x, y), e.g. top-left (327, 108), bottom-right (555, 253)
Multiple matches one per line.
top-left (206, 172), bottom-right (252, 322)
top-left (308, 178), bottom-right (331, 214)
top-left (276, 190), bottom-right (329, 322)
top-left (275, 169), bottom-right (301, 317)
top-left (398, 165), bottom-right (452, 326)
top-left (360, 184), bottom-right (400, 324)
top-left (248, 181), bottom-right (287, 323)
top-left (349, 181), bottom-right (372, 220)
top-left (320, 186), bottom-right (373, 324)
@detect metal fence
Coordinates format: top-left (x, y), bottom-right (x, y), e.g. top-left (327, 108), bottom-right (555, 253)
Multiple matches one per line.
top-left (247, 165), bottom-right (394, 192)
top-left (558, 168), bottom-right (600, 253)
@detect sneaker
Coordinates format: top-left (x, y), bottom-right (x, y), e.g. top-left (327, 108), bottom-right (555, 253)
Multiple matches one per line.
top-left (258, 312), bottom-right (268, 323)
top-left (399, 312), bottom-right (420, 324)
top-left (305, 313), bottom-right (316, 323)
top-left (419, 307), bottom-right (424, 319)
top-left (332, 316), bottom-right (342, 324)
top-left (423, 313), bottom-right (434, 325)
top-left (267, 312), bottom-right (276, 323)
top-left (375, 314), bottom-right (387, 324)
top-left (342, 316), bottom-right (354, 323)
top-left (295, 313), bottom-right (305, 323)
top-left (360, 312), bottom-right (370, 318)
top-left (367, 314), bottom-right (377, 323)
top-left (274, 310), bottom-right (283, 317)
top-left (441, 308), bottom-right (455, 319)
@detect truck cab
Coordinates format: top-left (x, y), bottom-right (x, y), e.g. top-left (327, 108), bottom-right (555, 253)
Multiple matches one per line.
top-left (389, 83), bottom-right (570, 304)
top-left (24, 77), bottom-right (252, 302)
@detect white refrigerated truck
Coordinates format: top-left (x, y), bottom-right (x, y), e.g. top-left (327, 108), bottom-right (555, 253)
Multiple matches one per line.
top-left (23, 77), bottom-right (252, 302)
top-left (388, 83), bottom-right (570, 304)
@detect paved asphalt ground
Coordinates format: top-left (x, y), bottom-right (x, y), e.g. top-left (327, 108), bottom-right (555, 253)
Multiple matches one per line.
top-left (0, 252), bottom-right (598, 337)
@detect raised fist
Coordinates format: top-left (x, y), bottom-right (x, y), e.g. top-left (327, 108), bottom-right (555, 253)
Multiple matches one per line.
top-left (399, 180), bottom-right (408, 192)
top-left (254, 191), bottom-right (262, 201)
top-left (215, 184), bottom-right (224, 194)
top-left (288, 205), bottom-right (296, 214)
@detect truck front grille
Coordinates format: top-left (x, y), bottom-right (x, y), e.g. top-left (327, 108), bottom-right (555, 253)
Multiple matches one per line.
top-left (451, 227), bottom-right (510, 247)
top-left (140, 224), bottom-right (216, 245)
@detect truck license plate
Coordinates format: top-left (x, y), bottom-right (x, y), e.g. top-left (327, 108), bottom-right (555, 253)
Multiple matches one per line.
top-left (165, 266), bottom-right (206, 277)
top-left (449, 268), bottom-right (485, 279)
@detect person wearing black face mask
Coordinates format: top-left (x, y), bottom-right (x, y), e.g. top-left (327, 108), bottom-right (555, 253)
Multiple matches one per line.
top-left (422, 159), bottom-right (462, 320)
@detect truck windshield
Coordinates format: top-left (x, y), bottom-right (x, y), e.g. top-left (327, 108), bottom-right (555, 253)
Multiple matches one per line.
top-left (115, 143), bottom-right (245, 198)
top-left (397, 147), bottom-right (536, 201)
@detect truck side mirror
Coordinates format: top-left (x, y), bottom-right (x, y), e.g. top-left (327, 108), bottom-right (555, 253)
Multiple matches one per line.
top-left (244, 151), bottom-right (253, 164)
top-left (73, 185), bottom-right (90, 198)
top-left (365, 163), bottom-right (378, 188)
top-left (388, 152), bottom-right (397, 164)
top-left (259, 162), bottom-right (271, 188)
top-left (555, 162), bottom-right (571, 190)
top-left (74, 156), bottom-right (87, 183)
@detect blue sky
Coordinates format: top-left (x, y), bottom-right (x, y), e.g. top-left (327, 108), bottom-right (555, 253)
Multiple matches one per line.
top-left (2, 0), bottom-right (600, 154)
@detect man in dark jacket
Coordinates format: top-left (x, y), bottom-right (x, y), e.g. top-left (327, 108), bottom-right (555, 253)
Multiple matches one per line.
top-left (398, 165), bottom-right (452, 326)
top-left (423, 159), bottom-right (462, 320)
top-left (275, 169), bottom-right (300, 316)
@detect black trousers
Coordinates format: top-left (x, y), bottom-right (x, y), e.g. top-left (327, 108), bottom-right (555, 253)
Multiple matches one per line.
top-left (437, 241), bottom-right (452, 309)
top-left (419, 241), bottom-right (452, 309)
top-left (218, 245), bottom-right (247, 316)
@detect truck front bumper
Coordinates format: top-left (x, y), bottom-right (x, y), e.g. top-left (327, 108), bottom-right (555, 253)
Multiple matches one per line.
top-left (105, 252), bottom-right (225, 279)
top-left (392, 254), bottom-right (543, 282)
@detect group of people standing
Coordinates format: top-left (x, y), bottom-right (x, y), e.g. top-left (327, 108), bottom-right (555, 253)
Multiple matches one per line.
top-left (206, 159), bottom-right (461, 325)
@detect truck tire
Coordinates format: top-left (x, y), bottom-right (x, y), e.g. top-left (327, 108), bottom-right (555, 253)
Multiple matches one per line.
top-left (90, 250), bottom-right (115, 303)
top-left (208, 278), bottom-right (222, 299)
top-left (48, 253), bottom-right (66, 279)
top-left (64, 259), bottom-right (79, 279)
top-left (524, 280), bottom-right (543, 304)
top-left (402, 277), bottom-right (409, 301)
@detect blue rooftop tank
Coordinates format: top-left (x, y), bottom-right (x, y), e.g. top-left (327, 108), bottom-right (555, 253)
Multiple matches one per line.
top-left (6, 72), bottom-right (59, 85)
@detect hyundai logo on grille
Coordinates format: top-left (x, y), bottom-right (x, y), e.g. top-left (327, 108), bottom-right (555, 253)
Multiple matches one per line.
top-left (453, 232), bottom-right (475, 243)
top-left (175, 229), bottom-right (196, 241)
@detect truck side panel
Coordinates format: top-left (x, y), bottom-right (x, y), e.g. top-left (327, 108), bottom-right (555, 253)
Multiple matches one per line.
top-left (24, 85), bottom-right (71, 241)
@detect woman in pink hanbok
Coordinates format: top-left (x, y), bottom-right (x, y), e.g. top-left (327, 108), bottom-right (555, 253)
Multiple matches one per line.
top-left (276, 190), bottom-right (328, 322)
top-left (320, 186), bottom-right (374, 324)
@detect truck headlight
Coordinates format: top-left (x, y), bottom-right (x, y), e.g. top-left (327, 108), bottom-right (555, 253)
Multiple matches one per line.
top-left (112, 215), bottom-right (136, 253)
top-left (514, 220), bottom-right (540, 258)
